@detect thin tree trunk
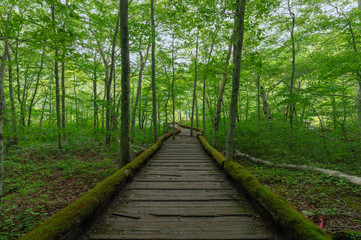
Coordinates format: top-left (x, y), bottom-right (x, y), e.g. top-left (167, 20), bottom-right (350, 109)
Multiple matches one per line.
top-left (93, 56), bottom-right (98, 128)
top-left (256, 74), bottom-right (261, 135)
top-left (120, 0), bottom-right (131, 167)
top-left (8, 47), bottom-right (18, 145)
top-left (151, 0), bottom-right (157, 142)
top-left (15, 45), bottom-right (25, 127)
top-left (39, 88), bottom-right (48, 128)
top-left (74, 72), bottom-right (79, 125)
top-left (288, 0), bottom-right (296, 130)
top-left (0, 40), bottom-right (9, 208)
top-left (202, 29), bottom-right (218, 137)
top-left (190, 30), bottom-right (199, 136)
top-left (131, 42), bottom-right (150, 134)
top-left (61, 60), bottom-right (66, 139)
top-left (106, 4), bottom-right (121, 145)
top-left (27, 46), bottom-right (45, 126)
top-left (214, 44), bottom-right (232, 133)
top-left (162, 61), bottom-right (171, 133)
top-left (52, 4), bottom-right (62, 149)
top-left (172, 32), bottom-right (176, 140)
top-left (225, 0), bottom-right (246, 160)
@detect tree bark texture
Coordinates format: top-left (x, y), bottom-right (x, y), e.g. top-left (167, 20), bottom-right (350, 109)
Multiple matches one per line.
top-left (225, 0), bottom-right (246, 160)
top-left (151, 0), bottom-right (158, 142)
top-left (214, 44), bottom-right (232, 133)
top-left (131, 42), bottom-right (150, 134)
top-left (0, 40), bottom-right (9, 208)
top-left (190, 30), bottom-right (199, 137)
top-left (120, 0), bottom-right (131, 167)
top-left (52, 4), bottom-right (63, 149)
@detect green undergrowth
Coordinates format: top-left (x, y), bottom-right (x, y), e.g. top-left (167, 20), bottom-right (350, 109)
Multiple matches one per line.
top-left (18, 129), bottom-right (179, 240)
top-left (243, 162), bottom-right (361, 234)
top-left (0, 126), bottom-right (155, 240)
top-left (202, 118), bottom-right (361, 235)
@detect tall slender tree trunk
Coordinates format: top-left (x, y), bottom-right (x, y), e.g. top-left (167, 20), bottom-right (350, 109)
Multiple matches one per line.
top-left (225, 0), bottom-right (246, 160)
top-left (151, 0), bottom-right (158, 142)
top-left (15, 46), bottom-right (25, 128)
top-left (52, 4), bottom-right (62, 149)
top-left (256, 74), bottom-right (261, 135)
top-left (8, 48), bottom-right (18, 146)
top-left (106, 4), bottom-right (121, 145)
top-left (288, 0), bottom-right (296, 130)
top-left (131, 42), bottom-right (150, 134)
top-left (202, 29), bottom-right (218, 137)
top-left (28, 47), bottom-right (45, 126)
top-left (39, 89), bottom-right (48, 128)
top-left (214, 44), bottom-right (232, 134)
top-left (172, 33), bottom-right (176, 140)
top-left (0, 40), bottom-right (9, 208)
top-left (73, 71), bottom-right (78, 125)
top-left (61, 60), bottom-right (66, 139)
top-left (93, 56), bottom-right (98, 128)
top-left (190, 30), bottom-right (199, 136)
top-left (120, 0), bottom-right (131, 167)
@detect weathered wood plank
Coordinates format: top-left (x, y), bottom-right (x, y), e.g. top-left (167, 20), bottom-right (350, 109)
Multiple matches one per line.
top-left (86, 133), bottom-right (279, 240)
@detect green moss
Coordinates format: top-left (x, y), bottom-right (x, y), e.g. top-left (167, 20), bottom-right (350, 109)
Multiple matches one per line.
top-left (20, 129), bottom-right (180, 240)
top-left (331, 231), bottom-right (361, 240)
top-left (343, 196), bottom-right (361, 212)
top-left (197, 136), bottom-right (331, 240)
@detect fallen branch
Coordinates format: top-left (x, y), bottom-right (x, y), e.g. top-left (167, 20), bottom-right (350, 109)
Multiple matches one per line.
top-left (235, 150), bottom-right (361, 187)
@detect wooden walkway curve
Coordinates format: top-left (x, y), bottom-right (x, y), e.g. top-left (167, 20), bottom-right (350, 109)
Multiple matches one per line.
top-left (85, 127), bottom-right (284, 240)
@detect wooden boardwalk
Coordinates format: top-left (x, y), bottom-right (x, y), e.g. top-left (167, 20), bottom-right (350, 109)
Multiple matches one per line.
top-left (86, 128), bottom-right (283, 240)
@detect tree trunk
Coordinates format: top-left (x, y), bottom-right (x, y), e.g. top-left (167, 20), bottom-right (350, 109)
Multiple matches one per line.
top-left (27, 47), bottom-right (45, 126)
top-left (106, 5), bottom-right (121, 145)
top-left (172, 32), bottom-right (176, 140)
top-left (190, 30), bottom-right (199, 136)
top-left (8, 47), bottom-right (18, 146)
top-left (214, 44), bottom-right (232, 133)
top-left (256, 74), bottom-right (261, 135)
top-left (259, 85), bottom-right (272, 120)
top-left (131, 42), bottom-right (150, 134)
top-left (288, 0), bottom-right (296, 130)
top-left (15, 46), bottom-right (25, 127)
top-left (151, 0), bottom-right (158, 142)
top-left (0, 40), bottom-right (9, 207)
top-left (61, 60), bottom-right (66, 139)
top-left (93, 56), bottom-right (98, 128)
top-left (202, 29), bottom-right (218, 137)
top-left (225, 0), bottom-right (246, 160)
top-left (235, 150), bottom-right (361, 187)
top-left (120, 0), bottom-right (131, 167)
top-left (52, 4), bottom-right (62, 149)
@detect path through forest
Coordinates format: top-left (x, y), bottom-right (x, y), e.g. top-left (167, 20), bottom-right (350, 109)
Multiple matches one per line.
top-left (84, 127), bottom-right (284, 239)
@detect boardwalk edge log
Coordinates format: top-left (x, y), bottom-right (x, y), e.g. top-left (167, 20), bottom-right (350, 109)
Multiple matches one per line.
top-left (178, 122), bottom-right (331, 240)
top-left (19, 129), bottom-right (181, 240)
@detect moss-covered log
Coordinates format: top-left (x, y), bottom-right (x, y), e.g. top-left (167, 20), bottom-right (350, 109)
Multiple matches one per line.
top-left (195, 129), bottom-right (331, 240)
top-left (20, 129), bottom-right (180, 240)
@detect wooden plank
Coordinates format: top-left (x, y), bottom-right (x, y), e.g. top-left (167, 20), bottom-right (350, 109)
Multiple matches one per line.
top-left (104, 216), bottom-right (264, 223)
top-left (120, 190), bottom-right (242, 201)
top-left (127, 181), bottom-right (230, 190)
top-left (89, 232), bottom-right (274, 240)
top-left (112, 208), bottom-right (253, 216)
top-left (95, 220), bottom-right (266, 231)
top-left (115, 200), bottom-right (248, 209)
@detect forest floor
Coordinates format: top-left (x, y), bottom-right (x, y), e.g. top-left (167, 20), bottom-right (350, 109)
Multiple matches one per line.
top-left (242, 160), bottom-right (361, 234)
top-left (0, 138), bottom-right (152, 240)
